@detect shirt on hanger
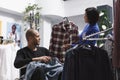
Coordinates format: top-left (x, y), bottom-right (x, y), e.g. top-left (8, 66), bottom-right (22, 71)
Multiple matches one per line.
top-left (49, 21), bottom-right (79, 62)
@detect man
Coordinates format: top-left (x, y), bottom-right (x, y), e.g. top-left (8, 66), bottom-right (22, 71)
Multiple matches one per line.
top-left (14, 29), bottom-right (63, 80)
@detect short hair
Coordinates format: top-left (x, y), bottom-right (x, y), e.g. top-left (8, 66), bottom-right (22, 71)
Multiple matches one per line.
top-left (26, 29), bottom-right (36, 41)
top-left (85, 7), bottom-right (99, 26)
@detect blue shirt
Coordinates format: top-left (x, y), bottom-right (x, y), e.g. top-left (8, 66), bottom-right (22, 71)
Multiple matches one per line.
top-left (72, 23), bottom-right (100, 47)
top-left (79, 23), bottom-right (100, 46)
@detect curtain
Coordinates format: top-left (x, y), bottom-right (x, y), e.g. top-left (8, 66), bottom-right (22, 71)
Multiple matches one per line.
top-left (113, 0), bottom-right (120, 68)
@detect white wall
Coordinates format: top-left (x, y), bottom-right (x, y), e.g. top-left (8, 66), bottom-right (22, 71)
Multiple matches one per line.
top-left (0, 0), bottom-right (35, 13)
top-left (64, 0), bottom-right (113, 16)
top-left (36, 0), bottom-right (65, 17)
top-left (39, 20), bottom-right (52, 49)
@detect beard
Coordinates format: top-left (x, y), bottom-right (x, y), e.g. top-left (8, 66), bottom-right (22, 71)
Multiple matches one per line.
top-left (34, 41), bottom-right (40, 46)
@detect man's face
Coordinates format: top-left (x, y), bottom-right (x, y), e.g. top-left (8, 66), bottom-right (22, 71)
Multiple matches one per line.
top-left (32, 31), bottom-right (40, 45)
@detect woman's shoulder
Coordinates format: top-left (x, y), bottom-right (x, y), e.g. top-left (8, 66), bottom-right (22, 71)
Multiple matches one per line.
top-left (91, 23), bottom-right (99, 31)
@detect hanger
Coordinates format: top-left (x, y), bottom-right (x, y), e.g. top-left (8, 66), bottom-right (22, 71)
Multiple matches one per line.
top-left (73, 41), bottom-right (93, 51)
top-left (63, 17), bottom-right (69, 25)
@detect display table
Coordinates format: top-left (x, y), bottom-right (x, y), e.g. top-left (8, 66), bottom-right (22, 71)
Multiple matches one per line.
top-left (0, 43), bottom-right (20, 80)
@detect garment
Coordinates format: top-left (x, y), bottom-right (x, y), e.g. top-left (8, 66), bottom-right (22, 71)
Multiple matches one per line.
top-left (8, 32), bottom-right (20, 43)
top-left (24, 58), bottom-right (63, 80)
top-left (49, 21), bottom-right (79, 62)
top-left (62, 45), bottom-right (113, 80)
top-left (8, 32), bottom-right (20, 47)
top-left (104, 31), bottom-right (113, 59)
top-left (78, 23), bottom-right (99, 46)
top-left (14, 46), bottom-right (63, 80)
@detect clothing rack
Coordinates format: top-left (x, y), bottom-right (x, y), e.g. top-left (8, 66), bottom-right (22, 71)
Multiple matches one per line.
top-left (84, 37), bottom-right (109, 41)
top-left (83, 27), bottom-right (113, 41)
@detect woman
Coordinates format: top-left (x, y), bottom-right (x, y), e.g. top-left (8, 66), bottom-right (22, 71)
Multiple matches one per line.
top-left (78, 7), bottom-right (100, 46)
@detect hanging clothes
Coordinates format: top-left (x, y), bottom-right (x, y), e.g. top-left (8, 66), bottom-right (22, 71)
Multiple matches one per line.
top-left (103, 31), bottom-right (113, 59)
top-left (49, 21), bottom-right (79, 62)
top-left (113, 0), bottom-right (120, 68)
top-left (62, 45), bottom-right (113, 80)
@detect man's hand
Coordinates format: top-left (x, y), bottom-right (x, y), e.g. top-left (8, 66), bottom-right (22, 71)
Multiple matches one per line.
top-left (32, 56), bottom-right (51, 63)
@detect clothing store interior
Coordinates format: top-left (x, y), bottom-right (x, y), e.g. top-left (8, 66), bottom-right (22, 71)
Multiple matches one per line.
top-left (0, 0), bottom-right (120, 80)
